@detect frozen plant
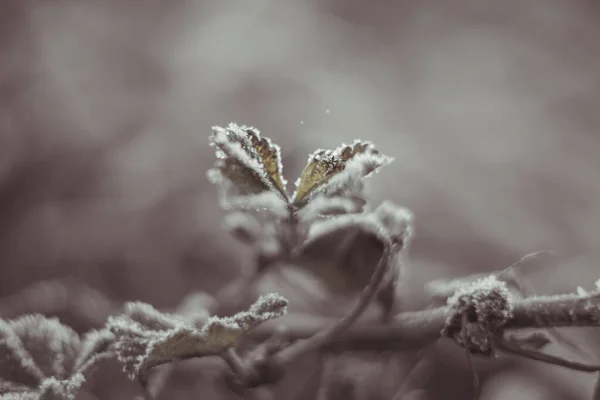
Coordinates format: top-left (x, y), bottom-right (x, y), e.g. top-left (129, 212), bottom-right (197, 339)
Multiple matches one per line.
top-left (2, 123), bottom-right (600, 400)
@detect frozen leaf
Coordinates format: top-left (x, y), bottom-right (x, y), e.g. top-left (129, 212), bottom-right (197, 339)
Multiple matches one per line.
top-left (0, 315), bottom-right (114, 399)
top-left (222, 191), bottom-right (289, 218)
top-left (297, 196), bottom-right (365, 224)
top-left (0, 380), bottom-right (32, 395)
top-left (223, 212), bottom-right (263, 245)
top-left (293, 202), bottom-right (413, 296)
top-left (208, 124), bottom-right (395, 227)
top-left (124, 302), bottom-right (182, 332)
top-left (38, 374), bottom-right (84, 400)
top-left (0, 319), bottom-right (45, 388)
top-left (208, 123), bottom-right (287, 198)
top-left (371, 201), bottom-right (414, 248)
top-left (9, 316), bottom-right (80, 379)
top-left (292, 141), bottom-right (392, 206)
top-left (108, 294), bottom-right (288, 384)
top-left (72, 330), bottom-right (115, 375)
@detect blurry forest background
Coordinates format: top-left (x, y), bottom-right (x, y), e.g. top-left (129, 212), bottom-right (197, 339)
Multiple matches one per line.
top-left (1, 0), bottom-right (600, 399)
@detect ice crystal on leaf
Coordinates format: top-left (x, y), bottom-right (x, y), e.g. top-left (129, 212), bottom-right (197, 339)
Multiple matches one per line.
top-left (207, 123), bottom-right (392, 219)
top-left (0, 314), bottom-right (114, 400)
top-left (107, 293), bottom-right (288, 386)
top-left (291, 140), bottom-right (393, 207)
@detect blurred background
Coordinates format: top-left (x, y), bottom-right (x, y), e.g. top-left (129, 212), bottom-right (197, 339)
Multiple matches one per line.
top-left (1, 0), bottom-right (600, 399)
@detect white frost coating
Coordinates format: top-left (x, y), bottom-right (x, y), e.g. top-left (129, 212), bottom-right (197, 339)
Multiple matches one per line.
top-left (446, 275), bottom-right (512, 307)
top-left (291, 141), bottom-right (393, 204)
top-left (443, 275), bottom-right (513, 356)
top-left (305, 212), bottom-right (390, 249)
top-left (576, 286), bottom-right (588, 296)
top-left (320, 152), bottom-right (393, 198)
top-left (39, 373), bottom-right (84, 400)
top-left (372, 201), bottom-right (414, 246)
top-left (297, 196), bottom-right (363, 223)
top-left (109, 294), bottom-right (288, 381)
top-left (223, 211), bottom-right (263, 244)
top-left (8, 315), bottom-right (82, 379)
top-left (72, 329), bottom-right (115, 374)
top-left (223, 191), bottom-right (289, 219)
top-left (0, 315), bottom-right (113, 399)
top-left (210, 123), bottom-right (288, 196)
top-left (0, 319), bottom-right (46, 383)
top-left (304, 201), bottom-right (413, 250)
top-left (124, 302), bottom-right (185, 331)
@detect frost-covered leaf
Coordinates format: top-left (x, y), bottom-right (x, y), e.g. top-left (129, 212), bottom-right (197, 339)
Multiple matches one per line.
top-left (223, 212), bottom-right (263, 245)
top-left (222, 191), bottom-right (289, 219)
top-left (293, 202), bottom-right (413, 296)
top-left (0, 319), bottom-right (45, 389)
top-left (107, 293), bottom-right (288, 384)
top-left (8, 316), bottom-right (81, 379)
top-left (292, 140), bottom-right (392, 206)
top-left (72, 330), bottom-right (115, 375)
top-left (124, 302), bottom-right (183, 332)
top-left (0, 315), bottom-right (113, 400)
top-left (296, 196), bottom-right (366, 224)
top-left (371, 201), bottom-right (414, 248)
top-left (208, 123), bottom-right (287, 199)
top-left (0, 380), bottom-right (32, 395)
top-left (38, 374), bottom-right (84, 400)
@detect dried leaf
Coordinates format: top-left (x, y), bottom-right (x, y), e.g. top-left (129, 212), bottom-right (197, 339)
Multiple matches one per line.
top-left (108, 293), bottom-right (288, 384)
top-left (292, 141), bottom-right (392, 206)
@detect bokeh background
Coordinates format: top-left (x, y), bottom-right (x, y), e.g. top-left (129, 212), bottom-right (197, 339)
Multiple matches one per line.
top-left (1, 0), bottom-right (600, 399)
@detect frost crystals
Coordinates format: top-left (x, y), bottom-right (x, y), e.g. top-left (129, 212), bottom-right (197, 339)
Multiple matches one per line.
top-left (107, 293), bottom-right (288, 386)
top-left (208, 123), bottom-right (393, 218)
top-left (442, 275), bottom-right (513, 357)
top-left (0, 314), bottom-right (115, 400)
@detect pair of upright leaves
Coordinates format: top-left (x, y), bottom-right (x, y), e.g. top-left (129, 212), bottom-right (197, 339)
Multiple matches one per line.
top-left (208, 123), bottom-right (393, 216)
